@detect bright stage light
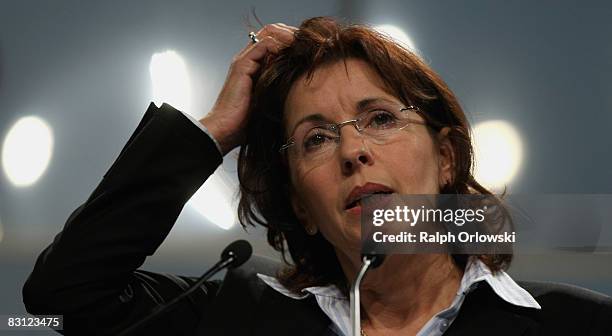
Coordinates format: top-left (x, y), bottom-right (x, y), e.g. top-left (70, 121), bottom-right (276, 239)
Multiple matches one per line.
top-left (374, 24), bottom-right (416, 51)
top-left (149, 50), bottom-right (235, 229)
top-left (149, 50), bottom-right (192, 113)
top-left (472, 120), bottom-right (523, 190)
top-left (188, 170), bottom-right (236, 230)
top-left (2, 116), bottom-right (54, 187)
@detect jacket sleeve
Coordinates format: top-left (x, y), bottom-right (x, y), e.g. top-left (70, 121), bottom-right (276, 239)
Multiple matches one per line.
top-left (22, 102), bottom-right (224, 335)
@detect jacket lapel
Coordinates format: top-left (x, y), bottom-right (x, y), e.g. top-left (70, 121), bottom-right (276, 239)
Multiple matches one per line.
top-left (253, 285), bottom-right (335, 336)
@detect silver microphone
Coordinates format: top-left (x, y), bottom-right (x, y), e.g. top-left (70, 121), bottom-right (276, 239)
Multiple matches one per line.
top-left (350, 254), bottom-right (385, 336)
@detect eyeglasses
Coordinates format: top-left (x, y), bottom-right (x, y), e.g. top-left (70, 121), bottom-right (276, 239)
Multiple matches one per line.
top-left (279, 102), bottom-right (426, 162)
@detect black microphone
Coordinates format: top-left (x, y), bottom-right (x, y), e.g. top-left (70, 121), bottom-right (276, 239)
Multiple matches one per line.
top-left (117, 240), bottom-right (253, 336)
top-left (362, 253), bottom-right (386, 269)
top-left (221, 240), bottom-right (252, 267)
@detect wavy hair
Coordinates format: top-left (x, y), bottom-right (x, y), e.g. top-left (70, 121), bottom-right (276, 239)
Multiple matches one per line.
top-left (237, 17), bottom-right (511, 294)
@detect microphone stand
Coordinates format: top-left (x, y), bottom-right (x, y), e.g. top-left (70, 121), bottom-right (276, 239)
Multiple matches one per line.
top-left (117, 255), bottom-right (235, 336)
top-left (117, 238), bottom-right (253, 336)
top-left (350, 255), bottom-right (378, 336)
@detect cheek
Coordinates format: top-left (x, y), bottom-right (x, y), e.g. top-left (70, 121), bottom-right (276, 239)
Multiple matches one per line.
top-left (291, 163), bottom-right (340, 216)
top-left (290, 162), bottom-right (357, 245)
top-left (378, 133), bottom-right (440, 194)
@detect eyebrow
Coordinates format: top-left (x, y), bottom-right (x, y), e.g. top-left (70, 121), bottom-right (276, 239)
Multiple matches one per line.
top-left (287, 97), bottom-right (397, 137)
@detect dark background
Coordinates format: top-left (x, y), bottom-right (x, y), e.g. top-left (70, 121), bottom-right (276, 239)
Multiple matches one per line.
top-left (1, 1), bottom-right (611, 334)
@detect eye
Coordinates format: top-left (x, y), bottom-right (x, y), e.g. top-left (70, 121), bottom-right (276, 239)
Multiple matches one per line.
top-left (366, 110), bottom-right (399, 129)
top-left (303, 128), bottom-right (335, 151)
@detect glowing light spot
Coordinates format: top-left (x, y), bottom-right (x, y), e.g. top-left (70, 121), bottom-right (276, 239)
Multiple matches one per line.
top-left (2, 116), bottom-right (54, 187)
top-left (472, 120), bottom-right (523, 190)
top-left (374, 24), bottom-right (416, 51)
top-left (188, 170), bottom-right (236, 230)
top-left (149, 50), bottom-right (192, 113)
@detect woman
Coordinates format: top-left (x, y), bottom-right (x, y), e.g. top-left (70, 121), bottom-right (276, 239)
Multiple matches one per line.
top-left (23, 17), bottom-right (611, 335)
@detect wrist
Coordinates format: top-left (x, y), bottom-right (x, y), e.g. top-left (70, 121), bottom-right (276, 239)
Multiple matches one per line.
top-left (199, 116), bottom-right (235, 156)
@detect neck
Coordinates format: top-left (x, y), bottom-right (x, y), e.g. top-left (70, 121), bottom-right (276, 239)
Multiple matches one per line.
top-left (337, 252), bottom-right (463, 335)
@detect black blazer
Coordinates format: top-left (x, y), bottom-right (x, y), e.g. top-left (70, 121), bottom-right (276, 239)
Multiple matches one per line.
top-left (23, 103), bottom-right (612, 335)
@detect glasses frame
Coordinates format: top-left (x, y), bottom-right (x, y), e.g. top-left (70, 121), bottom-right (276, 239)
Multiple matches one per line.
top-left (279, 105), bottom-right (425, 154)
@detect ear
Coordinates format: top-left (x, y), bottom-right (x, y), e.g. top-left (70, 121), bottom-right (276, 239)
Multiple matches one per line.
top-left (290, 190), bottom-right (318, 235)
top-left (436, 127), bottom-right (455, 189)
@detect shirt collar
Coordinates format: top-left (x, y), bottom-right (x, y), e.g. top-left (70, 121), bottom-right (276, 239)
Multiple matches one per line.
top-left (257, 257), bottom-right (541, 309)
top-left (460, 257), bottom-right (541, 309)
top-left (257, 273), bottom-right (347, 300)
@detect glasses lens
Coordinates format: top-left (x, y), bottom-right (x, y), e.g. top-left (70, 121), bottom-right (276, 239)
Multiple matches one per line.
top-left (358, 104), bottom-right (418, 138)
top-left (286, 103), bottom-right (422, 162)
top-left (298, 125), bottom-right (338, 156)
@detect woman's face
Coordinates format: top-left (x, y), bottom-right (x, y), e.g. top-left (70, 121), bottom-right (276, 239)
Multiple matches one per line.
top-left (284, 58), bottom-right (453, 258)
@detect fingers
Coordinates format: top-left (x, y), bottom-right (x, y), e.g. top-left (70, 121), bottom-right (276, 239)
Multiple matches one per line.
top-left (231, 23), bottom-right (297, 76)
top-left (237, 23), bottom-right (297, 58)
top-left (230, 37), bottom-right (281, 76)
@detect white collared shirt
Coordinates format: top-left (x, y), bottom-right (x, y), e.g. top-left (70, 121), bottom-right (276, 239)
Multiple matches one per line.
top-left (257, 257), bottom-right (541, 336)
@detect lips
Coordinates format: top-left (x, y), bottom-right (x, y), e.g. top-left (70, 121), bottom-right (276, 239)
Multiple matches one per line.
top-left (344, 182), bottom-right (395, 210)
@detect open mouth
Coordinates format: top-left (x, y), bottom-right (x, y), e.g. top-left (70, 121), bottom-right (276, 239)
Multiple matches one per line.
top-left (345, 190), bottom-right (393, 210)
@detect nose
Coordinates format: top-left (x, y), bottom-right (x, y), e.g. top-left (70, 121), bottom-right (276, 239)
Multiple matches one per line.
top-left (337, 125), bottom-right (374, 175)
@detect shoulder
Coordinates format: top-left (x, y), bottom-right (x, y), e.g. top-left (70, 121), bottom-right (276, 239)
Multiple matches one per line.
top-left (201, 255), bottom-right (283, 324)
top-left (518, 280), bottom-right (612, 308)
top-left (198, 255), bottom-right (330, 334)
top-left (518, 280), bottom-right (612, 331)
top-left (454, 280), bottom-right (612, 335)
